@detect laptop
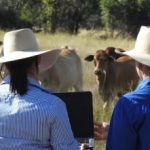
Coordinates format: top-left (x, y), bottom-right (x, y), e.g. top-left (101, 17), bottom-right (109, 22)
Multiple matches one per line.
top-left (53, 91), bottom-right (94, 140)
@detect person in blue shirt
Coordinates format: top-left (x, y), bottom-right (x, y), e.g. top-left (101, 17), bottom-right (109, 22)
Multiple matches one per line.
top-left (0, 28), bottom-right (81, 149)
top-left (106, 26), bottom-right (150, 150)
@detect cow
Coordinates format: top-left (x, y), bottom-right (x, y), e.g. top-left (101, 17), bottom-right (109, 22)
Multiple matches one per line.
top-left (84, 48), bottom-right (139, 105)
top-left (39, 46), bottom-right (83, 92)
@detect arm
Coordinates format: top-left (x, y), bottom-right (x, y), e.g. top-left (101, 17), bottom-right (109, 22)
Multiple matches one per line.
top-left (94, 121), bottom-right (109, 140)
top-left (80, 121), bottom-right (110, 150)
top-left (50, 100), bottom-right (79, 150)
top-left (106, 97), bottom-right (138, 150)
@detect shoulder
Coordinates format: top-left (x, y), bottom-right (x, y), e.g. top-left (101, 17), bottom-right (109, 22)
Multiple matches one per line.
top-left (25, 84), bottom-right (66, 107)
top-left (114, 91), bottom-right (146, 124)
top-left (117, 90), bottom-right (140, 106)
top-left (39, 91), bottom-right (65, 107)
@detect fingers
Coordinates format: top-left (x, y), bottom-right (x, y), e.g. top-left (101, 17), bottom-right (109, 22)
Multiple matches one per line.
top-left (80, 144), bottom-right (92, 150)
top-left (94, 129), bottom-right (107, 140)
top-left (93, 121), bottom-right (109, 141)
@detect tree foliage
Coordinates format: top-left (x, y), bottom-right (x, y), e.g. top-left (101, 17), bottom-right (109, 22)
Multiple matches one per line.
top-left (0, 0), bottom-right (149, 35)
top-left (50, 0), bottom-right (100, 34)
top-left (99, 0), bottom-right (150, 36)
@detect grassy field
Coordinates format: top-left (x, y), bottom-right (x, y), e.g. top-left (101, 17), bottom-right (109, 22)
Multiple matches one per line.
top-left (0, 29), bottom-right (135, 149)
top-left (37, 29), bottom-right (135, 149)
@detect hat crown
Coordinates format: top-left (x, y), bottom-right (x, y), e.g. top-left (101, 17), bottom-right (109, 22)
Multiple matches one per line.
top-left (0, 28), bottom-right (60, 73)
top-left (120, 26), bottom-right (150, 67)
top-left (135, 26), bottom-right (150, 54)
top-left (3, 28), bottom-right (39, 56)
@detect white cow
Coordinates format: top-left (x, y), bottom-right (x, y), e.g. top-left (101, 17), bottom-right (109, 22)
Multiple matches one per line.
top-left (39, 46), bottom-right (83, 92)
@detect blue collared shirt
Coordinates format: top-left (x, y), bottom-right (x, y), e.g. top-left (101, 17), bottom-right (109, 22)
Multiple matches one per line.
top-left (0, 76), bottom-right (79, 150)
top-left (106, 77), bottom-right (150, 150)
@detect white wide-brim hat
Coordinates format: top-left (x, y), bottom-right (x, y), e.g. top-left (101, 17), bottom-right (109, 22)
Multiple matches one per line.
top-left (0, 28), bottom-right (60, 73)
top-left (116, 26), bottom-right (150, 67)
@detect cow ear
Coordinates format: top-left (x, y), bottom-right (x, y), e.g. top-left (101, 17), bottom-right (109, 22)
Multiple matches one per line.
top-left (84, 55), bottom-right (94, 61)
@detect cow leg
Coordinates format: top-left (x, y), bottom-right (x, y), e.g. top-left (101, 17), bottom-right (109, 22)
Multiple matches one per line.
top-left (74, 83), bottom-right (83, 92)
top-left (58, 85), bottom-right (70, 92)
top-left (103, 102), bottom-right (108, 109)
top-left (102, 92), bottom-right (114, 110)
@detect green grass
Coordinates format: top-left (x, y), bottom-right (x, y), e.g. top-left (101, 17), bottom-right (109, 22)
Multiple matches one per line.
top-left (1, 29), bottom-right (136, 149)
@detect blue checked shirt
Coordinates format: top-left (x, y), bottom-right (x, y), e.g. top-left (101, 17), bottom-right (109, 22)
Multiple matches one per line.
top-left (0, 75), bottom-right (79, 150)
top-left (106, 77), bottom-right (150, 150)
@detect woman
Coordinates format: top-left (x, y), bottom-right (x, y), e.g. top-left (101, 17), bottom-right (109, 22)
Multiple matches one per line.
top-left (0, 28), bottom-right (80, 149)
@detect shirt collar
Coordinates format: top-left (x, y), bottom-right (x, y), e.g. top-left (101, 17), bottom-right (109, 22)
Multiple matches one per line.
top-left (136, 76), bottom-right (150, 90)
top-left (1, 75), bottom-right (41, 88)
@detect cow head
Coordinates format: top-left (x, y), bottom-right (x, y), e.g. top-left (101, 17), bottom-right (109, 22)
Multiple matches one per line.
top-left (85, 50), bottom-right (114, 89)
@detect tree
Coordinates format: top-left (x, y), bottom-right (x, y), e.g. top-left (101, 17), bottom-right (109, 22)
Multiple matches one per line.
top-left (99, 0), bottom-right (150, 36)
top-left (51, 0), bottom-right (100, 34)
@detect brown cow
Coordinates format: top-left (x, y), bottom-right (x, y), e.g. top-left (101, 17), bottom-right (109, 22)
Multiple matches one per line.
top-left (84, 49), bottom-right (139, 104)
top-left (39, 46), bottom-right (83, 92)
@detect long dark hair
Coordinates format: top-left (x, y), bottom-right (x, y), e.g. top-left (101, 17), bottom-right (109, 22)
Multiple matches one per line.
top-left (4, 56), bottom-right (39, 95)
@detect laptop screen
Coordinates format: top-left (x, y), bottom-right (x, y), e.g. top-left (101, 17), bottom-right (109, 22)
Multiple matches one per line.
top-left (53, 91), bottom-right (94, 139)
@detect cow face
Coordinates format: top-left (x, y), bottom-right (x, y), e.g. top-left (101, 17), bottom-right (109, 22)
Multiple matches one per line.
top-left (94, 50), bottom-right (113, 82)
top-left (85, 50), bottom-right (114, 85)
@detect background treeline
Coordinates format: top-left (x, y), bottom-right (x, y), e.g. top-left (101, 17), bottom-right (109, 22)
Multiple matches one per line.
top-left (0, 0), bottom-right (150, 36)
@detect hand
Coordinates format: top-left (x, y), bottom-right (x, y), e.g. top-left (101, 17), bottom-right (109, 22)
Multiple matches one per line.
top-left (80, 144), bottom-right (93, 150)
top-left (94, 121), bottom-right (109, 140)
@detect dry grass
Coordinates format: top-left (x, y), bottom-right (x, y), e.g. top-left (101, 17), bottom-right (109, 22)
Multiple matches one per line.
top-left (1, 29), bottom-right (135, 149)
top-left (35, 29), bottom-right (135, 149)
top-left (35, 29), bottom-right (136, 149)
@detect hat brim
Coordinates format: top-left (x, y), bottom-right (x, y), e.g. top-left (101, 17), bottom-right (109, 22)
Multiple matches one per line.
top-left (0, 49), bottom-right (60, 73)
top-left (39, 49), bottom-right (60, 73)
top-left (116, 49), bottom-right (150, 67)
